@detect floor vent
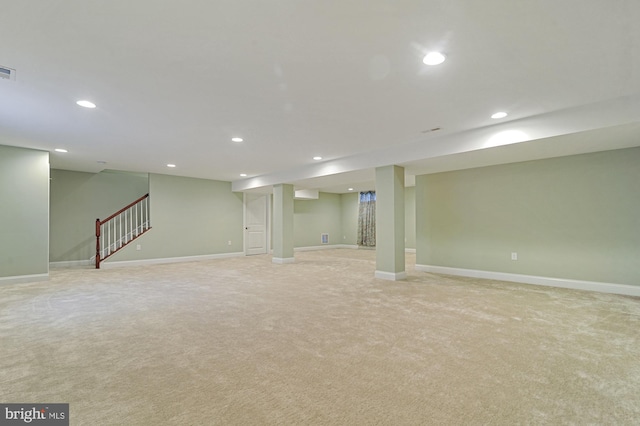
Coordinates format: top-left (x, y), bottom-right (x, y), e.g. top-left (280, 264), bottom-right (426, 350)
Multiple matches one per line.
top-left (0, 66), bottom-right (16, 81)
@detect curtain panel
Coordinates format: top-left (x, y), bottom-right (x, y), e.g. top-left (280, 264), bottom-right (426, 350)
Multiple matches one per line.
top-left (357, 191), bottom-right (376, 247)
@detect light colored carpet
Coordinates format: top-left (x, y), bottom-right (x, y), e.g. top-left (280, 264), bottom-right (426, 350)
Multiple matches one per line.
top-left (1, 249), bottom-right (639, 425)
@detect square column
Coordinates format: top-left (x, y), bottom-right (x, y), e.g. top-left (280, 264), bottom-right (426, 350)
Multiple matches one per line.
top-left (272, 183), bottom-right (295, 264)
top-left (375, 165), bottom-right (406, 280)
top-left (414, 174), bottom-right (431, 267)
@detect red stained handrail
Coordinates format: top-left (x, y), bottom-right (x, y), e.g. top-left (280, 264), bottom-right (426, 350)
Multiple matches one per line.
top-left (99, 193), bottom-right (149, 225)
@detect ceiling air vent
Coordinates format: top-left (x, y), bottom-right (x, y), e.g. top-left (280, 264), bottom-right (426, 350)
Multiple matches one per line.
top-left (0, 65), bottom-right (16, 81)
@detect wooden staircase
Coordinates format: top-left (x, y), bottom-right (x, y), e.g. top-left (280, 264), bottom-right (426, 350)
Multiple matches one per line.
top-left (95, 194), bottom-right (151, 268)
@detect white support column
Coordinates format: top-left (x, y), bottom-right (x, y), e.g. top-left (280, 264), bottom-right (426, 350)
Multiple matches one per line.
top-left (414, 174), bottom-right (430, 267)
top-left (375, 165), bottom-right (406, 280)
top-left (272, 183), bottom-right (295, 264)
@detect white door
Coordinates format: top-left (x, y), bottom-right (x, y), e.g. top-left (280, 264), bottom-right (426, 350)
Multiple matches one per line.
top-left (244, 193), bottom-right (268, 255)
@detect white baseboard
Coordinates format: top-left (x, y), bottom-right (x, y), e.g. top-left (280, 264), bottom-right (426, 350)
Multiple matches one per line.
top-left (272, 257), bottom-right (295, 264)
top-left (101, 252), bottom-right (245, 269)
top-left (50, 260), bottom-right (93, 268)
top-left (0, 273), bottom-right (49, 285)
top-left (55, 246), bottom-right (364, 268)
top-left (415, 264), bottom-right (640, 297)
top-left (375, 270), bottom-right (408, 281)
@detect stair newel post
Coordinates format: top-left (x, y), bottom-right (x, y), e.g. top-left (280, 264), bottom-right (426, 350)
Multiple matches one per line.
top-left (95, 218), bottom-right (101, 269)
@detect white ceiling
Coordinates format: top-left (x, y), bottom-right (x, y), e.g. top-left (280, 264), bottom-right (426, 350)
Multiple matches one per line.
top-left (1, 1), bottom-right (639, 193)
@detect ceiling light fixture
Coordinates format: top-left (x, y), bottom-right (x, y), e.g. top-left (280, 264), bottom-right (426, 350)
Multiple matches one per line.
top-left (76, 100), bottom-right (96, 108)
top-left (348, 188), bottom-right (354, 191)
top-left (491, 112), bottom-right (508, 119)
top-left (313, 156), bottom-right (322, 161)
top-left (54, 148), bottom-right (68, 153)
top-left (423, 52), bottom-right (446, 66)
top-left (167, 164), bottom-right (176, 168)
top-left (240, 173), bottom-right (247, 177)
top-left (232, 137), bottom-right (243, 142)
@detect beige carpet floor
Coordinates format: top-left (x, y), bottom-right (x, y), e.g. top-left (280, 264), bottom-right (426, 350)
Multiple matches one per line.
top-left (1, 249), bottom-right (639, 425)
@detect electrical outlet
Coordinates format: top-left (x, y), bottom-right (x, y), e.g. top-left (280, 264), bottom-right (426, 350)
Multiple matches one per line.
top-left (227, 240), bottom-right (232, 246)
top-left (136, 244), bottom-right (141, 251)
top-left (511, 252), bottom-right (517, 261)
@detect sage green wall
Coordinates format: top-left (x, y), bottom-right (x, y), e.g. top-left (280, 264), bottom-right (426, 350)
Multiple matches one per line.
top-left (50, 169), bottom-right (149, 262)
top-left (294, 192), bottom-right (343, 247)
top-left (415, 147), bottom-right (640, 286)
top-left (0, 145), bottom-right (49, 278)
top-left (340, 192), bottom-right (358, 245)
top-left (108, 173), bottom-right (243, 262)
top-left (404, 186), bottom-right (415, 249)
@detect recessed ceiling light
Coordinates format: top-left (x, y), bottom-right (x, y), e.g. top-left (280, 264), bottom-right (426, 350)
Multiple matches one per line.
top-left (313, 156), bottom-right (322, 161)
top-left (240, 173), bottom-right (247, 177)
top-left (491, 112), bottom-right (508, 119)
top-left (232, 137), bottom-right (243, 142)
top-left (348, 188), bottom-right (354, 191)
top-left (54, 148), bottom-right (68, 153)
top-left (76, 100), bottom-right (96, 108)
top-left (423, 52), bottom-right (446, 66)
top-left (167, 164), bottom-right (176, 168)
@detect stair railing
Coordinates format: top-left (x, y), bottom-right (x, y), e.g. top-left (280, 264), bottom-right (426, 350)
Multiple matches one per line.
top-left (95, 194), bottom-right (151, 269)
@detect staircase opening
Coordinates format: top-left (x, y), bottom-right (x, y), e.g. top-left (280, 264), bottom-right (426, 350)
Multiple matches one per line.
top-left (95, 194), bottom-right (151, 268)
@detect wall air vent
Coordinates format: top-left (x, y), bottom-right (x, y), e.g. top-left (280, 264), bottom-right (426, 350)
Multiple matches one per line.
top-left (0, 65), bottom-right (16, 81)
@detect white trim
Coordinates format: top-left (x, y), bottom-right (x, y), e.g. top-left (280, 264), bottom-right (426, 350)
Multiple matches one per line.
top-left (272, 257), bottom-right (295, 264)
top-left (0, 273), bottom-right (49, 285)
top-left (101, 252), bottom-right (245, 269)
top-left (375, 270), bottom-right (408, 281)
top-left (50, 260), bottom-right (93, 268)
top-left (415, 264), bottom-right (640, 297)
top-left (405, 248), bottom-right (416, 253)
